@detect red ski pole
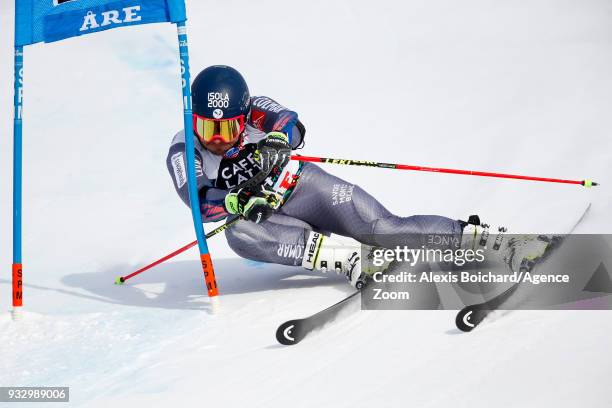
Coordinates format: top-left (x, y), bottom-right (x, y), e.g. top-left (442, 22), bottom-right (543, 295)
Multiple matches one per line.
top-left (117, 154), bottom-right (597, 284)
top-left (115, 218), bottom-right (240, 285)
top-left (291, 155), bottom-right (598, 187)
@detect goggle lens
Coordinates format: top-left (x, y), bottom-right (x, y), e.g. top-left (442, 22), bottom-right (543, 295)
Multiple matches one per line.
top-left (193, 114), bottom-right (245, 143)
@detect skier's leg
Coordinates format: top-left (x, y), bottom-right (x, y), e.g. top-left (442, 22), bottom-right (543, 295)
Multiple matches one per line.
top-left (270, 163), bottom-right (464, 286)
top-left (225, 214), bottom-right (314, 266)
top-left (280, 163), bottom-right (463, 248)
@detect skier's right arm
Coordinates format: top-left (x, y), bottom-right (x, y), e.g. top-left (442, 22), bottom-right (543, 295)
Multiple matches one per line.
top-left (166, 138), bottom-right (229, 223)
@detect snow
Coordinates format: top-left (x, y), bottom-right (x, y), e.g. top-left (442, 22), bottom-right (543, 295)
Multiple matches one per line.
top-left (1, 0), bottom-right (611, 406)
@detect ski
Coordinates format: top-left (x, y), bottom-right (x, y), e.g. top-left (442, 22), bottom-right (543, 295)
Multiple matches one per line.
top-left (455, 281), bottom-right (519, 332)
top-left (456, 203), bottom-right (592, 332)
top-left (276, 204), bottom-right (592, 342)
top-left (276, 290), bottom-right (360, 345)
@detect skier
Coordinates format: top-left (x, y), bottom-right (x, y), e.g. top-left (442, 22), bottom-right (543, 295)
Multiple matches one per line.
top-left (167, 65), bottom-right (554, 288)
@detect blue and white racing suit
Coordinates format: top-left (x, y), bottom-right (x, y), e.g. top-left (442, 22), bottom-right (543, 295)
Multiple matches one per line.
top-left (167, 96), bottom-right (462, 266)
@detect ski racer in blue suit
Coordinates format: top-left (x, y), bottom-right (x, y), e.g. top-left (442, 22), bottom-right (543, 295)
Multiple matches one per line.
top-left (167, 65), bottom-right (553, 288)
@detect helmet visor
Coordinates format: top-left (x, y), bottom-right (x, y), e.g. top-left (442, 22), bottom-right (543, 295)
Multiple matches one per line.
top-left (193, 114), bottom-right (245, 144)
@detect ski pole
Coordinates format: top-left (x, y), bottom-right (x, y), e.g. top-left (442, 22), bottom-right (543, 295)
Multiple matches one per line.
top-left (115, 218), bottom-right (240, 285)
top-left (291, 155), bottom-right (598, 188)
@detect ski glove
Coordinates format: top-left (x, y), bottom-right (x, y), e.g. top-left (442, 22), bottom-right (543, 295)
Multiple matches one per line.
top-left (255, 131), bottom-right (292, 175)
top-left (224, 185), bottom-right (282, 224)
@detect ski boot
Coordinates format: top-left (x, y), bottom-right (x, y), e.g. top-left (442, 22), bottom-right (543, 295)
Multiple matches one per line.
top-left (460, 215), bottom-right (562, 272)
top-left (302, 231), bottom-right (383, 289)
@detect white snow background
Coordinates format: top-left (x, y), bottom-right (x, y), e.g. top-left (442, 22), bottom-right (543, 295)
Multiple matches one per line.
top-left (0, 0), bottom-right (611, 406)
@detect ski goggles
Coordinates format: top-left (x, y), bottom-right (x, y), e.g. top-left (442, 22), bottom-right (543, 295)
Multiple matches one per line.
top-left (193, 113), bottom-right (245, 144)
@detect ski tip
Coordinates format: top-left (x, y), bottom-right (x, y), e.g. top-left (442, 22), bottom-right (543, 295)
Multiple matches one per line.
top-left (276, 320), bottom-right (302, 346)
top-left (456, 307), bottom-right (477, 332)
top-left (456, 307), bottom-right (492, 332)
top-left (582, 179), bottom-right (598, 188)
top-left (114, 276), bottom-right (125, 285)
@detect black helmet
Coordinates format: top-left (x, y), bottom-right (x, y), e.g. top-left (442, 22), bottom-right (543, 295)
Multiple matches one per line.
top-left (192, 65), bottom-right (250, 120)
